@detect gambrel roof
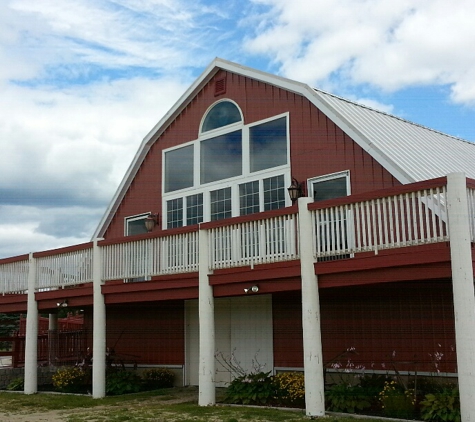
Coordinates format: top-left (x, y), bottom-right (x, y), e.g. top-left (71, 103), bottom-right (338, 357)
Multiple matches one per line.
top-left (93, 58), bottom-right (475, 239)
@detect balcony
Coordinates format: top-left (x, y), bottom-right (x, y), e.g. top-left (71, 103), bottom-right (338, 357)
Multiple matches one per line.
top-left (0, 176), bottom-right (474, 299)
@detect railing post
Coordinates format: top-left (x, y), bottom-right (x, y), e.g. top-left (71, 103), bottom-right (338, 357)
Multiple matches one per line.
top-left (297, 197), bottom-right (326, 417)
top-left (24, 253), bottom-right (38, 394)
top-left (446, 172), bottom-right (475, 420)
top-left (198, 226), bottom-right (215, 406)
top-left (92, 239), bottom-right (106, 398)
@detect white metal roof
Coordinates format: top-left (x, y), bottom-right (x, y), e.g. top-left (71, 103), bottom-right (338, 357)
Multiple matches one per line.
top-left (313, 88), bottom-right (475, 183)
top-left (93, 58), bottom-right (475, 238)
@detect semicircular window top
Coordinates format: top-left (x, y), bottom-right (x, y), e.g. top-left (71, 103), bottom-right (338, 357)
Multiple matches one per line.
top-left (201, 100), bottom-right (242, 133)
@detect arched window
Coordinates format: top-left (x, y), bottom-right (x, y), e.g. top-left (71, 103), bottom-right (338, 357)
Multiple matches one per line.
top-left (201, 101), bottom-right (242, 133)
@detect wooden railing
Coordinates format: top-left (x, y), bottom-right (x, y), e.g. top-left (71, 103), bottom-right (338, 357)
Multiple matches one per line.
top-left (1, 177), bottom-right (473, 293)
top-left (309, 178), bottom-right (449, 259)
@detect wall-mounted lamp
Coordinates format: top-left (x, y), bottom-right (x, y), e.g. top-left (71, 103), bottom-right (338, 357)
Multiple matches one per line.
top-left (56, 300), bottom-right (68, 308)
top-left (144, 213), bottom-right (159, 232)
top-left (244, 285), bottom-right (259, 294)
top-left (287, 177), bottom-right (304, 204)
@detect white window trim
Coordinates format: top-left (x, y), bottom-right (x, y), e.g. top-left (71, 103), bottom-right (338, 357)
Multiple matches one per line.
top-left (162, 112), bottom-right (291, 229)
top-left (124, 212), bottom-right (151, 236)
top-left (307, 170), bottom-right (351, 200)
top-left (198, 99), bottom-right (244, 136)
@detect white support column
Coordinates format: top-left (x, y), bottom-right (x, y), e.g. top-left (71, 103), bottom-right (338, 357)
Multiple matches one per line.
top-left (297, 197), bottom-right (326, 417)
top-left (92, 239), bottom-right (106, 399)
top-left (198, 227), bottom-right (215, 406)
top-left (24, 253), bottom-right (38, 394)
top-left (446, 172), bottom-right (475, 420)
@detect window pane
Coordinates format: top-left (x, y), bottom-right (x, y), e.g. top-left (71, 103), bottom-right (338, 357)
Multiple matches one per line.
top-left (263, 175), bottom-right (285, 211)
top-left (312, 176), bottom-right (347, 202)
top-left (200, 130), bottom-right (242, 184)
top-left (164, 145), bottom-right (194, 193)
top-left (210, 187), bottom-right (232, 221)
top-left (239, 181), bottom-right (260, 215)
top-left (167, 198), bottom-right (183, 229)
top-left (186, 193), bottom-right (203, 225)
top-left (202, 101), bottom-right (241, 132)
top-left (250, 117), bottom-right (287, 172)
top-left (126, 217), bottom-right (148, 236)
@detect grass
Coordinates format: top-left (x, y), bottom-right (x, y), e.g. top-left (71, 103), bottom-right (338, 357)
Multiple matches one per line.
top-left (0, 387), bottom-right (390, 422)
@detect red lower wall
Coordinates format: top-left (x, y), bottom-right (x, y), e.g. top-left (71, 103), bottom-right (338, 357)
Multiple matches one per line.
top-left (273, 281), bottom-right (457, 374)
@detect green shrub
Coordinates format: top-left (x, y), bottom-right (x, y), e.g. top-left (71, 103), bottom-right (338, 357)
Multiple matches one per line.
top-left (141, 368), bottom-right (175, 390)
top-left (274, 372), bottom-right (305, 407)
top-left (379, 380), bottom-right (416, 419)
top-left (224, 371), bottom-right (276, 405)
top-left (106, 369), bottom-right (142, 395)
top-left (6, 377), bottom-right (24, 391)
top-left (420, 387), bottom-right (461, 422)
top-left (52, 366), bottom-right (88, 393)
top-left (325, 383), bottom-right (372, 413)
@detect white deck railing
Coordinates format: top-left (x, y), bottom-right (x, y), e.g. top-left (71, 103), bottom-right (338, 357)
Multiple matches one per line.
top-left (0, 258), bottom-right (29, 294)
top-left (36, 247), bottom-right (94, 290)
top-left (208, 213), bottom-right (298, 270)
top-left (101, 230), bottom-right (199, 281)
top-left (311, 185), bottom-right (449, 259)
top-left (1, 178), bottom-right (472, 293)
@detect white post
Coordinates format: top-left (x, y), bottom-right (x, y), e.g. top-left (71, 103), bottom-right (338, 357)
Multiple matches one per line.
top-left (298, 197), bottom-right (326, 417)
top-left (446, 172), bottom-right (475, 420)
top-left (24, 253), bottom-right (38, 394)
top-left (92, 239), bottom-right (106, 398)
top-left (198, 227), bottom-right (215, 406)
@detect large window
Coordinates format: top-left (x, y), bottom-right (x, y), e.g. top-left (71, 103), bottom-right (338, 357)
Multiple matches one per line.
top-left (163, 101), bottom-right (290, 228)
top-left (164, 144), bottom-right (194, 193)
top-left (250, 117), bottom-right (287, 172)
top-left (200, 130), bottom-right (242, 184)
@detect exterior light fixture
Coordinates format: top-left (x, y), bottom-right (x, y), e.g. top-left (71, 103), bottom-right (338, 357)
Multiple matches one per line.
top-left (56, 300), bottom-right (68, 308)
top-left (287, 177), bottom-right (303, 204)
top-left (144, 213), bottom-right (159, 232)
top-left (244, 285), bottom-right (259, 294)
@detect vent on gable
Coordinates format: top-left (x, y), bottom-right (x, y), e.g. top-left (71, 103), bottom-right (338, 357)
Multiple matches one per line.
top-left (214, 76), bottom-right (226, 96)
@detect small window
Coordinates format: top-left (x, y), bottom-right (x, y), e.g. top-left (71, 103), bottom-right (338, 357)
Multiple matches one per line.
top-left (126, 215), bottom-right (149, 236)
top-left (201, 101), bottom-right (242, 133)
top-left (167, 198), bottom-right (183, 229)
top-left (210, 187), bottom-right (232, 221)
top-left (239, 181), bottom-right (260, 215)
top-left (186, 193), bottom-right (203, 225)
top-left (263, 175), bottom-right (286, 211)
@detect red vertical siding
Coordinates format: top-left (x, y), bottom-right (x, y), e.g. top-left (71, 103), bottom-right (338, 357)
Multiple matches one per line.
top-left (104, 70), bottom-right (400, 238)
top-left (273, 282), bottom-right (456, 373)
top-left (84, 301), bottom-right (184, 365)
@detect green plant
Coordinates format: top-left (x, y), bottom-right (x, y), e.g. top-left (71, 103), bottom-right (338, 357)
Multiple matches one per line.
top-left (379, 380), bottom-right (415, 419)
top-left (141, 368), bottom-right (175, 390)
top-left (325, 383), bottom-right (372, 413)
top-left (274, 372), bottom-right (305, 407)
top-left (420, 387), bottom-right (461, 422)
top-left (224, 371), bottom-right (276, 405)
top-left (52, 366), bottom-right (88, 393)
top-left (6, 377), bottom-right (24, 391)
top-left (106, 369), bottom-right (142, 395)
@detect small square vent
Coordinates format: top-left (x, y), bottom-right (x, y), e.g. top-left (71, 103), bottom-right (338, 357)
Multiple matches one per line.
top-left (214, 76), bottom-right (226, 96)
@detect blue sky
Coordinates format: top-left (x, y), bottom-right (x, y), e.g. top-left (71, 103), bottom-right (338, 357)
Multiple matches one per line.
top-left (1, 0), bottom-right (475, 258)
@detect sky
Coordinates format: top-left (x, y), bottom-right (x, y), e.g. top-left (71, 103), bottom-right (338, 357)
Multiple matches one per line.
top-left (1, 0), bottom-right (475, 259)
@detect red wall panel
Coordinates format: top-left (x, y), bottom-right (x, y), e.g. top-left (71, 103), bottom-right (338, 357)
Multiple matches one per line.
top-left (273, 281), bottom-right (457, 374)
top-left (104, 70), bottom-right (400, 239)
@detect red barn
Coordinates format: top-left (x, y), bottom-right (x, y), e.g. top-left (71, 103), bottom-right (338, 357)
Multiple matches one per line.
top-left (1, 58), bottom-right (474, 417)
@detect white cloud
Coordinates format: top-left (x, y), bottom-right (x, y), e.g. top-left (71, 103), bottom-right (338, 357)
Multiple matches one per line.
top-left (245, 0), bottom-right (475, 105)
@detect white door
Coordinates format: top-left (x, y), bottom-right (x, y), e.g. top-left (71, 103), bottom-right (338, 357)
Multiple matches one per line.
top-left (185, 295), bottom-right (273, 386)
